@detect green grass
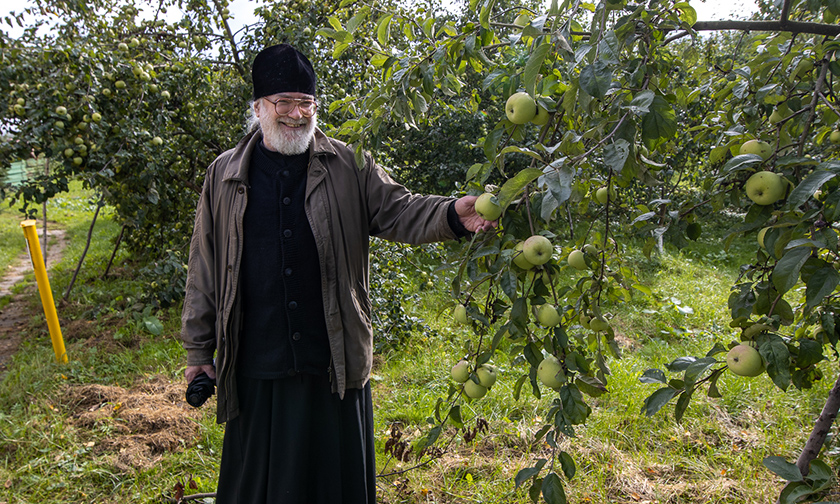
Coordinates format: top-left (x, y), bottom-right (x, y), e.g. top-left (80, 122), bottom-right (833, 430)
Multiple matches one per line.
top-left (0, 194), bottom-right (837, 504)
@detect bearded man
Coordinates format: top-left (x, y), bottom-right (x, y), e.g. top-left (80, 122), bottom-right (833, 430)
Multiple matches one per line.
top-left (180, 44), bottom-right (496, 504)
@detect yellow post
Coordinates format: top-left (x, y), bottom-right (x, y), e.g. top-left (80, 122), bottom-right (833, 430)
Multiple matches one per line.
top-left (20, 220), bottom-right (67, 363)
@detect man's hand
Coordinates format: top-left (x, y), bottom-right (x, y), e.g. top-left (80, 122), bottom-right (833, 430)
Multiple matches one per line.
top-left (186, 364), bottom-right (216, 383)
top-left (455, 195), bottom-right (499, 233)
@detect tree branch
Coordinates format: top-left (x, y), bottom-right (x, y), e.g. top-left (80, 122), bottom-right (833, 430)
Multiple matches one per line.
top-left (692, 20), bottom-right (840, 36)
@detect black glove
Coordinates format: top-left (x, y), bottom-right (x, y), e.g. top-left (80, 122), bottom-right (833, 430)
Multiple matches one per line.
top-left (186, 372), bottom-right (216, 408)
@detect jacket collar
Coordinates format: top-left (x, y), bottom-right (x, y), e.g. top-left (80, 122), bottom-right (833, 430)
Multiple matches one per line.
top-left (222, 127), bottom-right (336, 182)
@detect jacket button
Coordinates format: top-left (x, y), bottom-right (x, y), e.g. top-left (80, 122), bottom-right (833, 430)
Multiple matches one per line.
top-left (237, 187), bottom-right (244, 194)
top-left (288, 301), bottom-right (298, 310)
top-left (292, 332), bottom-right (301, 341)
top-left (283, 229), bottom-right (292, 238)
top-left (227, 265), bottom-right (232, 272)
top-left (284, 268), bottom-right (292, 276)
top-left (283, 197), bottom-right (291, 205)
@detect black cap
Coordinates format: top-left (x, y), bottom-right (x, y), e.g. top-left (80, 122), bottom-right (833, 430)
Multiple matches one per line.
top-left (252, 44), bottom-right (317, 100)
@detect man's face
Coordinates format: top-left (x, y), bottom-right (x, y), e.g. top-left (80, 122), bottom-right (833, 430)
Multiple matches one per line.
top-left (254, 92), bottom-right (318, 155)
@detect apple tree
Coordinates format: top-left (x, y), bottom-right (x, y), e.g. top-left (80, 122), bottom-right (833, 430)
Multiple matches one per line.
top-left (316, 0), bottom-right (840, 501)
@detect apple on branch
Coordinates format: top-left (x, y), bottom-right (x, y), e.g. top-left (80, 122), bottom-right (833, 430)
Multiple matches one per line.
top-left (739, 139), bottom-right (773, 160)
top-left (505, 92), bottom-right (537, 124)
top-left (745, 171), bottom-right (786, 205)
top-left (726, 344), bottom-right (765, 377)
top-left (522, 235), bottom-right (553, 265)
top-left (537, 356), bottom-right (566, 389)
top-left (537, 304), bottom-right (562, 327)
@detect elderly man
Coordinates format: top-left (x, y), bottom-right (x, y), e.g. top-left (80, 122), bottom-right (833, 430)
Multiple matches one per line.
top-left (180, 44), bottom-right (496, 503)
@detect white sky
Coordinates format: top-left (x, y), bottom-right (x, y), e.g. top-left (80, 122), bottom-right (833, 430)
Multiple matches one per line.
top-left (0, 0), bottom-right (760, 39)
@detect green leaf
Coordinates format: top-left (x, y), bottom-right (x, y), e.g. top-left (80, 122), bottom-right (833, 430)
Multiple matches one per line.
top-left (642, 387), bottom-right (679, 416)
top-left (683, 357), bottom-right (717, 385)
top-left (758, 334), bottom-right (791, 391)
top-left (498, 168), bottom-right (543, 208)
top-left (787, 168), bottom-right (835, 209)
top-left (674, 387), bottom-right (693, 423)
top-left (449, 405), bottom-right (463, 427)
top-left (484, 127), bottom-right (504, 162)
top-left (603, 139), bottom-right (630, 174)
top-left (142, 315), bottom-right (163, 336)
top-left (479, 0), bottom-right (497, 29)
top-left (641, 94), bottom-right (677, 146)
top-left (543, 164), bottom-right (574, 208)
top-left (524, 42), bottom-right (552, 97)
top-left (806, 459), bottom-right (833, 489)
top-left (515, 459), bottom-right (547, 488)
top-left (376, 15), bottom-right (392, 46)
top-left (558, 451), bottom-right (576, 480)
top-left (579, 61), bottom-right (612, 99)
top-left (624, 90), bottom-right (655, 115)
top-left (763, 456), bottom-right (803, 482)
top-left (674, 2), bottom-right (697, 24)
top-left (559, 384), bottom-right (591, 424)
top-left (778, 482), bottom-right (815, 504)
top-left (541, 472), bottom-right (567, 504)
top-left (772, 247), bottom-right (811, 294)
top-left (639, 368), bottom-right (667, 384)
top-left (721, 154), bottom-right (763, 174)
top-left (806, 267), bottom-right (840, 310)
top-left (829, 0), bottom-right (840, 15)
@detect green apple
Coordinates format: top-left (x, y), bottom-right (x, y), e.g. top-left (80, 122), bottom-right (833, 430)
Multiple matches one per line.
top-left (745, 171), bottom-right (786, 205)
top-left (590, 317), bottom-right (610, 332)
top-left (474, 192), bottom-right (502, 221)
top-left (726, 344), bottom-right (764, 377)
top-left (463, 379), bottom-right (487, 399)
top-left (13, 104), bottom-right (25, 115)
top-left (505, 92), bottom-right (537, 124)
top-left (54, 121), bottom-right (64, 129)
top-left (532, 104), bottom-right (550, 125)
top-left (579, 312), bottom-right (591, 329)
top-left (63, 148), bottom-right (74, 158)
top-left (454, 303), bottom-right (468, 324)
top-left (161, 90), bottom-right (171, 100)
top-left (512, 242), bottom-right (536, 270)
top-left (115, 80), bottom-right (126, 89)
top-left (567, 249), bottom-right (587, 270)
top-left (537, 304), bottom-right (562, 327)
top-left (537, 356), bottom-right (566, 389)
top-left (476, 364), bottom-right (497, 388)
top-left (91, 112), bottom-right (101, 122)
top-left (739, 139), bottom-right (773, 160)
top-left (118, 42), bottom-right (129, 52)
top-left (55, 105), bottom-right (67, 115)
top-left (451, 360), bottom-right (470, 383)
top-left (522, 235), bottom-right (553, 265)
top-left (595, 186), bottom-right (609, 205)
top-left (831, 130), bottom-right (840, 144)
top-left (72, 156), bottom-right (83, 166)
top-left (151, 136), bottom-right (163, 146)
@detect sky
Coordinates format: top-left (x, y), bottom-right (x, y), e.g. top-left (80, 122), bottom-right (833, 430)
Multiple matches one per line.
top-left (0, 0), bottom-right (760, 39)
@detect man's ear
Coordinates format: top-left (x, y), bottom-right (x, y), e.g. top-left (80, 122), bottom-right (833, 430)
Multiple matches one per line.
top-left (253, 99), bottom-right (262, 118)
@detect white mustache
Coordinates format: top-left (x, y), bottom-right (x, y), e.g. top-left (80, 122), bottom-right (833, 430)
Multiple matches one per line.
top-left (278, 119), bottom-right (308, 126)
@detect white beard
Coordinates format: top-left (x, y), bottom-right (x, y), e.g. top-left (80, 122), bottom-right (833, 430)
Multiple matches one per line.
top-left (260, 113), bottom-right (317, 155)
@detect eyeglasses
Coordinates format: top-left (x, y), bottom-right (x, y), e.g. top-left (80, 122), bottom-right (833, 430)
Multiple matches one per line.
top-left (263, 96), bottom-right (318, 117)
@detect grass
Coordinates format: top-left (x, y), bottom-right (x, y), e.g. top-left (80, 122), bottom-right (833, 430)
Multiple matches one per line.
top-left (0, 186), bottom-right (837, 504)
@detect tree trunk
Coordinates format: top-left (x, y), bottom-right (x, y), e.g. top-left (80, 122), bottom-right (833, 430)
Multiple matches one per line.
top-left (102, 224), bottom-right (126, 279)
top-left (776, 372), bottom-right (840, 503)
top-left (63, 198), bottom-right (103, 303)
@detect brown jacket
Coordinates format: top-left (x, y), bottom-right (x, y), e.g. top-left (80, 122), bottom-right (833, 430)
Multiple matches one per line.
top-left (181, 128), bottom-right (457, 423)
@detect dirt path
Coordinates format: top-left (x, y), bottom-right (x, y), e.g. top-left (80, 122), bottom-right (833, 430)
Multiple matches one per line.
top-left (0, 227), bottom-right (68, 371)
